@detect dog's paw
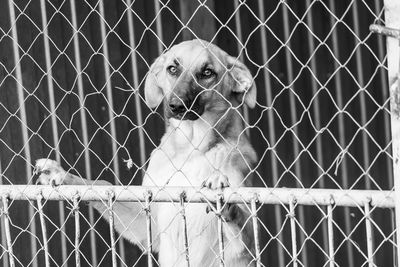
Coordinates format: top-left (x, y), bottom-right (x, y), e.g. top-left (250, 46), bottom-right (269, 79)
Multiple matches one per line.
top-left (206, 203), bottom-right (239, 222)
top-left (202, 172), bottom-right (230, 190)
top-left (35, 159), bottom-right (68, 186)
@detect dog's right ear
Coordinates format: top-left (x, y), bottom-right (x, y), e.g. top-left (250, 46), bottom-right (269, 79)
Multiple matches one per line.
top-left (144, 55), bottom-right (165, 109)
top-left (226, 56), bottom-right (257, 109)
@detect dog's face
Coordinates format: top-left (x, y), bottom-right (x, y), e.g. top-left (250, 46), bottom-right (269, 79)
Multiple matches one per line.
top-left (144, 40), bottom-right (256, 121)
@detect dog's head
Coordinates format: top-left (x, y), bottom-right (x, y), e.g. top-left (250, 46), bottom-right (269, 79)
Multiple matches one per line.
top-left (144, 39), bottom-right (256, 121)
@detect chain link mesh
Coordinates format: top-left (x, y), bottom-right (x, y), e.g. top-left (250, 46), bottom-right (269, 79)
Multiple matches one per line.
top-left (0, 0), bottom-right (397, 266)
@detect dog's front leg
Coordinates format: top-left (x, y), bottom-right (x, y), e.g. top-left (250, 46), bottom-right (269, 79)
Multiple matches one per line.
top-left (34, 158), bottom-right (159, 252)
top-left (35, 159), bottom-right (111, 186)
top-left (221, 204), bottom-right (255, 263)
top-left (202, 169), bottom-right (255, 264)
top-left (205, 197), bottom-right (254, 261)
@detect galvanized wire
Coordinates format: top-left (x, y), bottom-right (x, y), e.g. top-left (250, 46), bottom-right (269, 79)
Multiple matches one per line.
top-left (0, 1), bottom-right (397, 267)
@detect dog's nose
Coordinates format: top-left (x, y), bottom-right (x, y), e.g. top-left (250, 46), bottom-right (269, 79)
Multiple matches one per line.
top-left (169, 98), bottom-right (189, 113)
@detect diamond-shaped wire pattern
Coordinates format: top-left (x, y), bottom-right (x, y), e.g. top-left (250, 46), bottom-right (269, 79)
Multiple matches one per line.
top-left (0, 0), bottom-right (397, 266)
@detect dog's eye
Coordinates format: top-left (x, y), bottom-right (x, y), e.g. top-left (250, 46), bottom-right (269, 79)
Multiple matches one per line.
top-left (167, 66), bottom-right (178, 75)
top-left (201, 68), bottom-right (215, 78)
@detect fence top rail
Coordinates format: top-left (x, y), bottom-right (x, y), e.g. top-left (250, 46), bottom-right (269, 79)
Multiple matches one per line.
top-left (0, 185), bottom-right (394, 208)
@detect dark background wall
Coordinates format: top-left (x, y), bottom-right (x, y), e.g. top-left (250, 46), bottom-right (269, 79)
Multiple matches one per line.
top-left (0, 0), bottom-right (394, 266)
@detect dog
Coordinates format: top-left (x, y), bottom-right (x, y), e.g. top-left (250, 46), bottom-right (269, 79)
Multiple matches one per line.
top-left (35, 39), bottom-right (258, 267)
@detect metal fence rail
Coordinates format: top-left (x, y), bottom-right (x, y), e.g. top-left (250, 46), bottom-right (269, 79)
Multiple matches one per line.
top-left (0, 185), bottom-right (396, 267)
top-left (0, 0), bottom-right (399, 266)
top-left (0, 185), bottom-right (395, 208)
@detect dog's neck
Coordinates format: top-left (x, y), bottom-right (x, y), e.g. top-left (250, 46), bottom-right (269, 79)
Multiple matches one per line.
top-left (160, 109), bottom-right (246, 157)
top-left (163, 118), bottom-right (213, 153)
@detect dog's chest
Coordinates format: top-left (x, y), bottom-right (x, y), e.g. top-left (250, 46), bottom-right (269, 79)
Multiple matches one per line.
top-left (144, 148), bottom-right (214, 187)
top-left (156, 202), bottom-right (218, 266)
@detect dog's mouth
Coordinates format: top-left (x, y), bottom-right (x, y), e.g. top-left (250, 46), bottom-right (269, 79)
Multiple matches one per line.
top-left (171, 110), bottom-right (202, 120)
top-left (166, 99), bottom-right (204, 121)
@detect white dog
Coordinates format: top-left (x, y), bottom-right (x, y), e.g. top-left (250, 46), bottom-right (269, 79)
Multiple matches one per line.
top-left (35, 39), bottom-right (258, 267)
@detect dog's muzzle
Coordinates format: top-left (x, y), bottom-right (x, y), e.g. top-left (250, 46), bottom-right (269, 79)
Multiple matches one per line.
top-left (167, 95), bottom-right (204, 120)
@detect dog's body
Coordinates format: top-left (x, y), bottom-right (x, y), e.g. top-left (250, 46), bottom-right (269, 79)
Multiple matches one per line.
top-left (36, 40), bottom-right (258, 267)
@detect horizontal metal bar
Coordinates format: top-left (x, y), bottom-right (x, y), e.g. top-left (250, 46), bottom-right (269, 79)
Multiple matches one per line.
top-left (370, 24), bottom-right (400, 39)
top-left (0, 186), bottom-right (394, 208)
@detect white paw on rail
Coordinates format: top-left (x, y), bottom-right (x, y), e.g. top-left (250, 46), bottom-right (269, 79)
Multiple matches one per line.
top-left (35, 158), bottom-right (69, 186)
top-left (202, 172), bottom-right (230, 189)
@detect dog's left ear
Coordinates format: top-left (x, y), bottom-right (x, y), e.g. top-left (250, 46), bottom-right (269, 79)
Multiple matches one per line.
top-left (144, 55), bottom-right (165, 109)
top-left (226, 56), bottom-right (257, 108)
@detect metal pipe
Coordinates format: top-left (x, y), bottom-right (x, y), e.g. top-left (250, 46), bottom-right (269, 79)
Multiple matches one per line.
top-left (0, 161), bottom-right (9, 267)
top-left (107, 192), bottom-right (117, 267)
top-left (396, 62), bottom-right (400, 267)
top-left (2, 196), bottom-right (15, 267)
top-left (372, 1), bottom-right (395, 258)
top-left (145, 191), bottom-right (154, 267)
top-left (256, 0), bottom-right (285, 264)
top-left (38, 0), bottom-right (68, 263)
top-left (251, 198), bottom-right (261, 267)
top-left (305, 0), bottom-right (329, 255)
top-left (289, 198), bottom-right (298, 267)
top-left (327, 202), bottom-right (335, 267)
top-left (369, 24), bottom-right (400, 39)
top-left (37, 195), bottom-right (50, 267)
top-left (258, 0), bottom-right (285, 266)
top-left (153, 0), bottom-right (164, 54)
top-left (397, 47), bottom-right (400, 267)
top-left (0, 185), bottom-right (394, 208)
top-left (73, 195), bottom-right (81, 267)
top-left (327, 1), bottom-right (354, 265)
top-left (0, 225), bottom-right (9, 267)
top-left (97, 0), bottom-right (122, 187)
top-left (371, 8), bottom-right (394, 192)
top-left (364, 202), bottom-right (375, 267)
top-left (180, 193), bottom-right (190, 267)
top-left (233, 0), bottom-right (249, 123)
top-left (352, 0), bottom-right (371, 190)
top-left (371, 1), bottom-right (400, 263)
top-left (281, 3), bottom-right (308, 265)
top-left (98, 0), bottom-right (126, 262)
top-left (7, 1), bottom-right (37, 266)
top-left (125, 0), bottom-right (146, 171)
top-left (216, 194), bottom-right (225, 267)
top-left (69, 0), bottom-right (98, 264)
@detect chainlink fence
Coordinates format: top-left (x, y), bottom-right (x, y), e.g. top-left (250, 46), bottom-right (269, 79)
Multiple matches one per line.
top-left (0, 0), bottom-right (399, 266)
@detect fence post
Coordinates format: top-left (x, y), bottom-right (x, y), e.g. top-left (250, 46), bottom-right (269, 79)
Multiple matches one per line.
top-left (392, 45), bottom-right (400, 267)
top-left (394, 39), bottom-right (400, 267)
top-left (1, 196), bottom-right (15, 267)
top-left (180, 192), bottom-right (190, 267)
top-left (372, 1), bottom-right (400, 263)
top-left (145, 191), bottom-right (154, 267)
top-left (370, 23), bottom-right (400, 265)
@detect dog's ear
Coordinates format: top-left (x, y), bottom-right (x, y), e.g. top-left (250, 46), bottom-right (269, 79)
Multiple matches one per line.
top-left (144, 55), bottom-right (165, 109)
top-left (226, 56), bottom-right (257, 108)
